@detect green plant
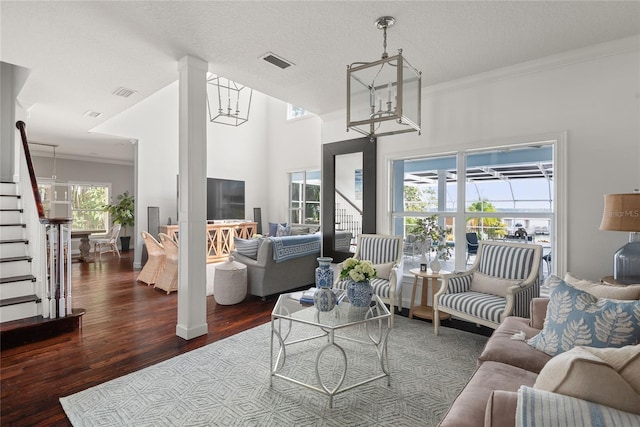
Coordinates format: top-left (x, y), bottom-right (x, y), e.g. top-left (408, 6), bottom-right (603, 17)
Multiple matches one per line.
top-left (103, 191), bottom-right (135, 235)
top-left (411, 215), bottom-right (452, 261)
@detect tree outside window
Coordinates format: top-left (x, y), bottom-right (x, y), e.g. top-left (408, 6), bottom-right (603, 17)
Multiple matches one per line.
top-left (71, 184), bottom-right (109, 231)
top-left (467, 200), bottom-right (507, 239)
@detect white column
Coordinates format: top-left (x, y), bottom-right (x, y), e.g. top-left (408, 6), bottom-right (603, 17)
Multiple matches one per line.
top-left (176, 55), bottom-right (208, 339)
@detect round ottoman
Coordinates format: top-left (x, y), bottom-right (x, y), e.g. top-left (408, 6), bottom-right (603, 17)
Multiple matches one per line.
top-left (213, 256), bottom-right (247, 305)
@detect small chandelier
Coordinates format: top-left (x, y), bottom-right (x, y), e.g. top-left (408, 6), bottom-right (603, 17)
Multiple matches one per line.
top-left (207, 75), bottom-right (253, 126)
top-left (347, 16), bottom-right (421, 138)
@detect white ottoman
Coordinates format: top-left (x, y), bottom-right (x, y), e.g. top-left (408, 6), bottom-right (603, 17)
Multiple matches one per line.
top-left (213, 256), bottom-right (247, 305)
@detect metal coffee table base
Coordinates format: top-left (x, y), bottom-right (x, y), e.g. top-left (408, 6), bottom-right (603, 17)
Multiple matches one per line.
top-left (270, 304), bottom-right (391, 408)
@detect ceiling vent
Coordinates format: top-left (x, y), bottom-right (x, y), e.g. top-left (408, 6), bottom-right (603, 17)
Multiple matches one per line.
top-left (83, 110), bottom-right (102, 118)
top-left (261, 52), bottom-right (294, 70)
top-left (113, 87), bottom-right (137, 98)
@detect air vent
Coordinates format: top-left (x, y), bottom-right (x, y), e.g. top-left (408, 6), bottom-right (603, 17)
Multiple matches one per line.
top-left (83, 110), bottom-right (102, 118)
top-left (261, 52), bottom-right (294, 70)
top-left (112, 87), bottom-right (137, 98)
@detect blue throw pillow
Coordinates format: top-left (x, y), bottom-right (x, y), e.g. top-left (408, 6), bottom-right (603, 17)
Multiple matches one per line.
top-left (527, 280), bottom-right (640, 356)
top-left (233, 237), bottom-right (261, 259)
top-left (276, 224), bottom-right (291, 237)
top-left (268, 222), bottom-right (287, 237)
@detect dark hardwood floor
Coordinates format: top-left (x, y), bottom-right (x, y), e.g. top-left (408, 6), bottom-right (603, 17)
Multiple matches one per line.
top-left (0, 251), bottom-right (277, 426)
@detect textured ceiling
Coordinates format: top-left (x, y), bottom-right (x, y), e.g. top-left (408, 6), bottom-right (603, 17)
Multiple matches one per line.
top-left (2, 1), bottom-right (639, 162)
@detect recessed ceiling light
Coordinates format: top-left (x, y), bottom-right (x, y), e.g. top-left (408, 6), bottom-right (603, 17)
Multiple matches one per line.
top-left (84, 110), bottom-right (102, 118)
top-left (113, 87), bottom-right (137, 98)
top-left (260, 52), bottom-right (294, 70)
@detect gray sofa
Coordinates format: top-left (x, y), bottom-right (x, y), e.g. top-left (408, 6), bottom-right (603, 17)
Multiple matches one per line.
top-left (232, 231), bottom-right (353, 299)
top-left (232, 236), bottom-right (319, 298)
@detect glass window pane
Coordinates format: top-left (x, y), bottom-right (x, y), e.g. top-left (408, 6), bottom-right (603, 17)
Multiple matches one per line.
top-left (73, 210), bottom-right (108, 231)
top-left (465, 145), bottom-right (553, 213)
top-left (289, 170), bottom-right (321, 226)
top-left (69, 183), bottom-right (109, 231)
top-left (71, 185), bottom-right (108, 210)
top-left (403, 154), bottom-right (457, 212)
top-left (305, 202), bottom-right (320, 224)
top-left (305, 184), bottom-right (320, 202)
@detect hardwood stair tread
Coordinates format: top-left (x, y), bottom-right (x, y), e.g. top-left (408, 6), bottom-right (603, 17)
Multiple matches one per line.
top-left (0, 274), bottom-right (36, 284)
top-left (0, 256), bottom-right (32, 263)
top-left (0, 294), bottom-right (40, 307)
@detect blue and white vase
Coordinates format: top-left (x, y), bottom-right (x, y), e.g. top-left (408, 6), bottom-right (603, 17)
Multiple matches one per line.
top-left (314, 287), bottom-right (337, 312)
top-left (315, 257), bottom-right (334, 289)
top-left (347, 280), bottom-right (373, 308)
top-left (314, 257), bottom-right (336, 311)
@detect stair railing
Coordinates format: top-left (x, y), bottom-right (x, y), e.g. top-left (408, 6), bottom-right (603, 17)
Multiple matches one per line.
top-left (335, 189), bottom-right (362, 241)
top-left (16, 121), bottom-right (72, 319)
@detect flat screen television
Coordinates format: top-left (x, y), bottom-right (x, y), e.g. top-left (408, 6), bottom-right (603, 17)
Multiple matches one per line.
top-left (207, 178), bottom-right (245, 220)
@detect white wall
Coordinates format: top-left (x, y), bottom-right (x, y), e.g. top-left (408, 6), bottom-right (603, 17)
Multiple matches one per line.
top-left (320, 39), bottom-right (640, 282)
top-left (31, 156), bottom-right (133, 208)
top-left (92, 82), bottom-right (179, 266)
top-left (265, 98), bottom-right (322, 224)
top-left (90, 38), bottom-right (639, 283)
top-left (92, 80), bottom-right (318, 267)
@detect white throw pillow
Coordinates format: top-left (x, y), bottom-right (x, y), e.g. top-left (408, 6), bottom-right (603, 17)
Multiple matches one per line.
top-left (373, 262), bottom-right (394, 281)
top-left (564, 272), bottom-right (640, 300)
top-left (534, 345), bottom-right (640, 415)
top-left (470, 271), bottom-right (521, 298)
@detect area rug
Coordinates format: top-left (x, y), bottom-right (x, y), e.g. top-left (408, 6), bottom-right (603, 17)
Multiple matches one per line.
top-left (60, 316), bottom-right (487, 426)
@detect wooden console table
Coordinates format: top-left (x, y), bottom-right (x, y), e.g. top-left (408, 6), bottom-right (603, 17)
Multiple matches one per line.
top-left (160, 221), bottom-right (258, 264)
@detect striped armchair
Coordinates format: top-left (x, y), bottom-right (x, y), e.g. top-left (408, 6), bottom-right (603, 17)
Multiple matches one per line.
top-left (433, 241), bottom-right (542, 335)
top-left (334, 234), bottom-right (403, 327)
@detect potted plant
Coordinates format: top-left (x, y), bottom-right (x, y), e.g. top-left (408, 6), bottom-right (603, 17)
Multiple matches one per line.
top-left (103, 191), bottom-right (135, 252)
top-left (411, 215), bottom-right (452, 272)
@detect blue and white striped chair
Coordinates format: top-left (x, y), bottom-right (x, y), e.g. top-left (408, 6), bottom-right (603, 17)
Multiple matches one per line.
top-left (433, 240), bottom-right (542, 335)
top-left (334, 234), bottom-right (403, 327)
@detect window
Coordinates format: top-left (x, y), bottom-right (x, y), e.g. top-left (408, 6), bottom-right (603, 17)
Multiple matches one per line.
top-left (70, 183), bottom-right (110, 231)
top-left (287, 103), bottom-right (309, 120)
top-left (393, 143), bottom-right (555, 275)
top-left (289, 171), bottom-right (320, 225)
top-left (37, 181), bottom-right (110, 231)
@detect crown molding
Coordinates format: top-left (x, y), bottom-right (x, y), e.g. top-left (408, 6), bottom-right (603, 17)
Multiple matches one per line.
top-left (30, 150), bottom-right (134, 166)
top-left (423, 36), bottom-right (639, 96)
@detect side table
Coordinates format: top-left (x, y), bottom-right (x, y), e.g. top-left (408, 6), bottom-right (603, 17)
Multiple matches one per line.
top-left (409, 268), bottom-right (451, 321)
top-left (601, 276), bottom-right (629, 286)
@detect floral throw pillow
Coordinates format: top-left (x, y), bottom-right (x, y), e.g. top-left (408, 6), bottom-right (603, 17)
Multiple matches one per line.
top-left (528, 280), bottom-right (640, 356)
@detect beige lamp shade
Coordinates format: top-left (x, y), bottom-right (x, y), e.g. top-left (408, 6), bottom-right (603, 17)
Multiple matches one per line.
top-left (599, 193), bottom-right (640, 232)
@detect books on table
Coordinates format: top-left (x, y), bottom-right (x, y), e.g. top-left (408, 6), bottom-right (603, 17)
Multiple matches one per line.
top-left (290, 287), bottom-right (317, 304)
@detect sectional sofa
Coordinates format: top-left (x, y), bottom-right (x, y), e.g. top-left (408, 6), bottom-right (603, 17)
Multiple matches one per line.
top-left (439, 274), bottom-right (640, 427)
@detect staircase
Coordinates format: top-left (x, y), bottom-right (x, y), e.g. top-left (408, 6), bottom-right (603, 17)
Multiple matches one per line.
top-left (335, 189), bottom-right (362, 244)
top-left (0, 121), bottom-right (84, 349)
top-left (0, 182), bottom-right (40, 322)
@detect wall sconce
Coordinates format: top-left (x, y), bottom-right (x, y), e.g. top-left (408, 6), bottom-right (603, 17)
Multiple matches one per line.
top-left (347, 16), bottom-right (421, 138)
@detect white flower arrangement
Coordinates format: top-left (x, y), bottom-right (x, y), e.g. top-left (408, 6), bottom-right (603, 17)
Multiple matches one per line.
top-left (340, 258), bottom-right (377, 283)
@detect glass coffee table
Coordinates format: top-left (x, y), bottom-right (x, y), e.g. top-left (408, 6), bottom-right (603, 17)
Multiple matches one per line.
top-left (270, 290), bottom-right (392, 408)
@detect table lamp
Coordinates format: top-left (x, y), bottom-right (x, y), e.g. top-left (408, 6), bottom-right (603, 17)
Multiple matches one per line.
top-left (599, 192), bottom-right (640, 284)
